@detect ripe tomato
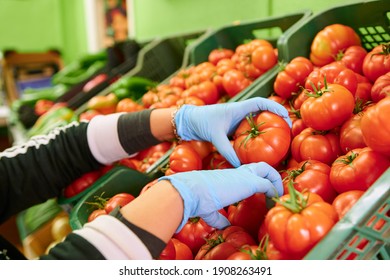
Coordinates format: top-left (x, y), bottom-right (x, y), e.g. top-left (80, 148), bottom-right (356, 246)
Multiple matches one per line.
top-left (168, 144), bottom-right (202, 172)
top-left (291, 127), bottom-right (342, 166)
top-left (117, 158), bottom-right (139, 170)
top-left (104, 193), bottom-right (135, 214)
top-left (222, 69), bottom-right (252, 98)
top-left (208, 48), bottom-right (235, 65)
top-left (251, 45), bottom-right (278, 73)
top-left (159, 238), bottom-right (193, 260)
top-left (115, 98), bottom-right (144, 112)
top-left (309, 23), bottom-right (361, 66)
top-left (87, 209), bottom-right (107, 223)
top-left (195, 226), bottom-right (256, 260)
top-left (300, 83), bottom-right (355, 131)
top-left (332, 190), bottom-right (365, 220)
top-left (282, 160), bottom-right (337, 204)
top-left (136, 142), bottom-right (172, 161)
top-left (338, 45), bottom-right (367, 75)
top-left (226, 244), bottom-right (265, 260)
top-left (63, 170), bottom-right (102, 198)
top-left (180, 140), bottom-right (213, 160)
top-left (265, 190), bottom-right (338, 258)
top-left (203, 151), bottom-right (234, 170)
top-left (360, 96), bottom-right (390, 155)
top-left (371, 72), bottom-right (390, 102)
top-left (173, 217), bottom-right (215, 255)
top-left (330, 147), bottom-right (390, 193)
top-left (233, 111), bottom-right (291, 167)
top-left (184, 80), bottom-right (220, 105)
top-left (34, 99), bottom-right (54, 116)
top-left (227, 193), bottom-right (268, 242)
top-left (274, 57), bottom-right (313, 99)
top-left (362, 43), bottom-right (390, 83)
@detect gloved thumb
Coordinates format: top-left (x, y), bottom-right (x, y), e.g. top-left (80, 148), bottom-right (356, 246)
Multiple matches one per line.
top-left (201, 211), bottom-right (231, 229)
top-left (212, 135), bottom-right (241, 168)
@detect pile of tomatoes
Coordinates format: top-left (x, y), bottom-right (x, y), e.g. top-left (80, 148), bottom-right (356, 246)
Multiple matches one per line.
top-left (148, 23), bottom-right (390, 260)
top-left (76, 23), bottom-right (389, 260)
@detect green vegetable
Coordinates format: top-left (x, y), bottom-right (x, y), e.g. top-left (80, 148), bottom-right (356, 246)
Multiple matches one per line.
top-left (27, 106), bottom-right (77, 137)
top-left (111, 76), bottom-right (157, 100)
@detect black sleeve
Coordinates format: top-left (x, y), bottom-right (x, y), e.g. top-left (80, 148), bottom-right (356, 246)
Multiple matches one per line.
top-left (39, 233), bottom-right (106, 260)
top-left (117, 109), bottom-right (161, 155)
top-left (0, 122), bottom-right (102, 223)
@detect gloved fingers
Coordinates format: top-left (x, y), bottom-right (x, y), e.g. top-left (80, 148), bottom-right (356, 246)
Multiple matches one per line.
top-left (200, 212), bottom-right (231, 229)
top-left (212, 135), bottom-right (241, 168)
top-left (240, 162), bottom-right (284, 197)
top-left (238, 97), bottom-right (292, 128)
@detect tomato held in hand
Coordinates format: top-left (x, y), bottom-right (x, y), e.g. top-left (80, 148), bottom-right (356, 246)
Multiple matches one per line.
top-left (233, 111), bottom-right (291, 167)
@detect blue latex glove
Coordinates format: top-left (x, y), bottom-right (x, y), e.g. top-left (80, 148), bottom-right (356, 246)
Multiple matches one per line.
top-left (158, 162), bottom-right (283, 232)
top-left (175, 97), bottom-right (292, 167)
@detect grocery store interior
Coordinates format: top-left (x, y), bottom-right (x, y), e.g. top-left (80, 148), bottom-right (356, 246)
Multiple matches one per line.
top-left (0, 0), bottom-right (389, 261)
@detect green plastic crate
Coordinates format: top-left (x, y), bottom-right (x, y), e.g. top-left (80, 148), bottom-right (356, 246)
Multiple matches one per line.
top-left (305, 168), bottom-right (390, 260)
top-left (69, 166), bottom-right (153, 230)
top-left (187, 10), bottom-right (312, 103)
top-left (277, 0), bottom-right (390, 63)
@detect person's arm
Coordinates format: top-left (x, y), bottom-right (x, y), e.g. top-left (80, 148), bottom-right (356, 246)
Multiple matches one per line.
top-left (52, 162), bottom-right (283, 260)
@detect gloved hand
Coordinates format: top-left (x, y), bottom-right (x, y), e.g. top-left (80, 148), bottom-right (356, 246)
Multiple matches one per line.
top-left (175, 97), bottom-right (292, 167)
top-left (158, 162), bottom-right (283, 232)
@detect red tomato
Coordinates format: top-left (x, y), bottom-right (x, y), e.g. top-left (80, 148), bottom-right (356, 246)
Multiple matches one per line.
top-left (362, 43), bottom-right (390, 83)
top-left (338, 45), bottom-right (367, 75)
top-left (104, 193), bottom-right (135, 214)
top-left (117, 158), bottom-right (140, 170)
top-left (274, 57), bottom-right (313, 99)
top-left (332, 190), bottom-right (365, 220)
top-left (371, 72), bottom-right (390, 102)
top-left (228, 193), bottom-right (268, 242)
top-left (195, 226), bottom-right (256, 260)
top-left (83, 73), bottom-right (108, 92)
top-left (360, 96), bottom-right (390, 155)
top-left (300, 83), bottom-right (355, 131)
top-left (282, 160), bottom-right (337, 204)
top-left (251, 45), bottom-right (278, 73)
top-left (34, 99), bottom-right (54, 116)
top-left (136, 142), bottom-right (172, 161)
top-left (330, 147), bottom-right (390, 193)
top-left (184, 80), bottom-right (220, 105)
top-left (63, 170), bottom-right (102, 198)
top-left (180, 140), bottom-right (213, 160)
top-left (233, 111), bottom-right (291, 167)
top-left (159, 238), bottom-right (193, 260)
top-left (291, 127), bottom-right (342, 166)
top-left (79, 109), bottom-right (102, 122)
top-left (226, 244), bottom-right (264, 260)
top-left (87, 209), bottom-right (107, 223)
top-left (168, 144), bottom-right (202, 172)
top-left (116, 98), bottom-right (144, 112)
top-left (309, 24), bottom-right (361, 67)
top-left (174, 217), bottom-right (216, 255)
top-left (265, 190), bottom-right (338, 258)
top-left (208, 48), bottom-right (235, 65)
top-left (222, 69), bottom-right (252, 98)
top-left (203, 151), bottom-right (234, 170)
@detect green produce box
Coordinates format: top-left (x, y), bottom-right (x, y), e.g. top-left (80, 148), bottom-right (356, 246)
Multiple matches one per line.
top-left (69, 166), bottom-right (153, 230)
top-left (305, 168), bottom-right (390, 260)
top-left (277, 0), bottom-right (390, 62)
top-left (188, 9), bottom-right (312, 103)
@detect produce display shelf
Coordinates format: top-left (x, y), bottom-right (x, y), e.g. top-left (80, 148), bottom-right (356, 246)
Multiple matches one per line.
top-left (74, 30), bottom-right (210, 116)
top-left (68, 166), bottom-right (153, 230)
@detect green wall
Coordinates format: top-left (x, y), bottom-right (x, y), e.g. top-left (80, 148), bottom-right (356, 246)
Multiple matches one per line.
top-left (0, 0), bottom-right (87, 65)
top-left (0, 0), bottom-right (370, 65)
